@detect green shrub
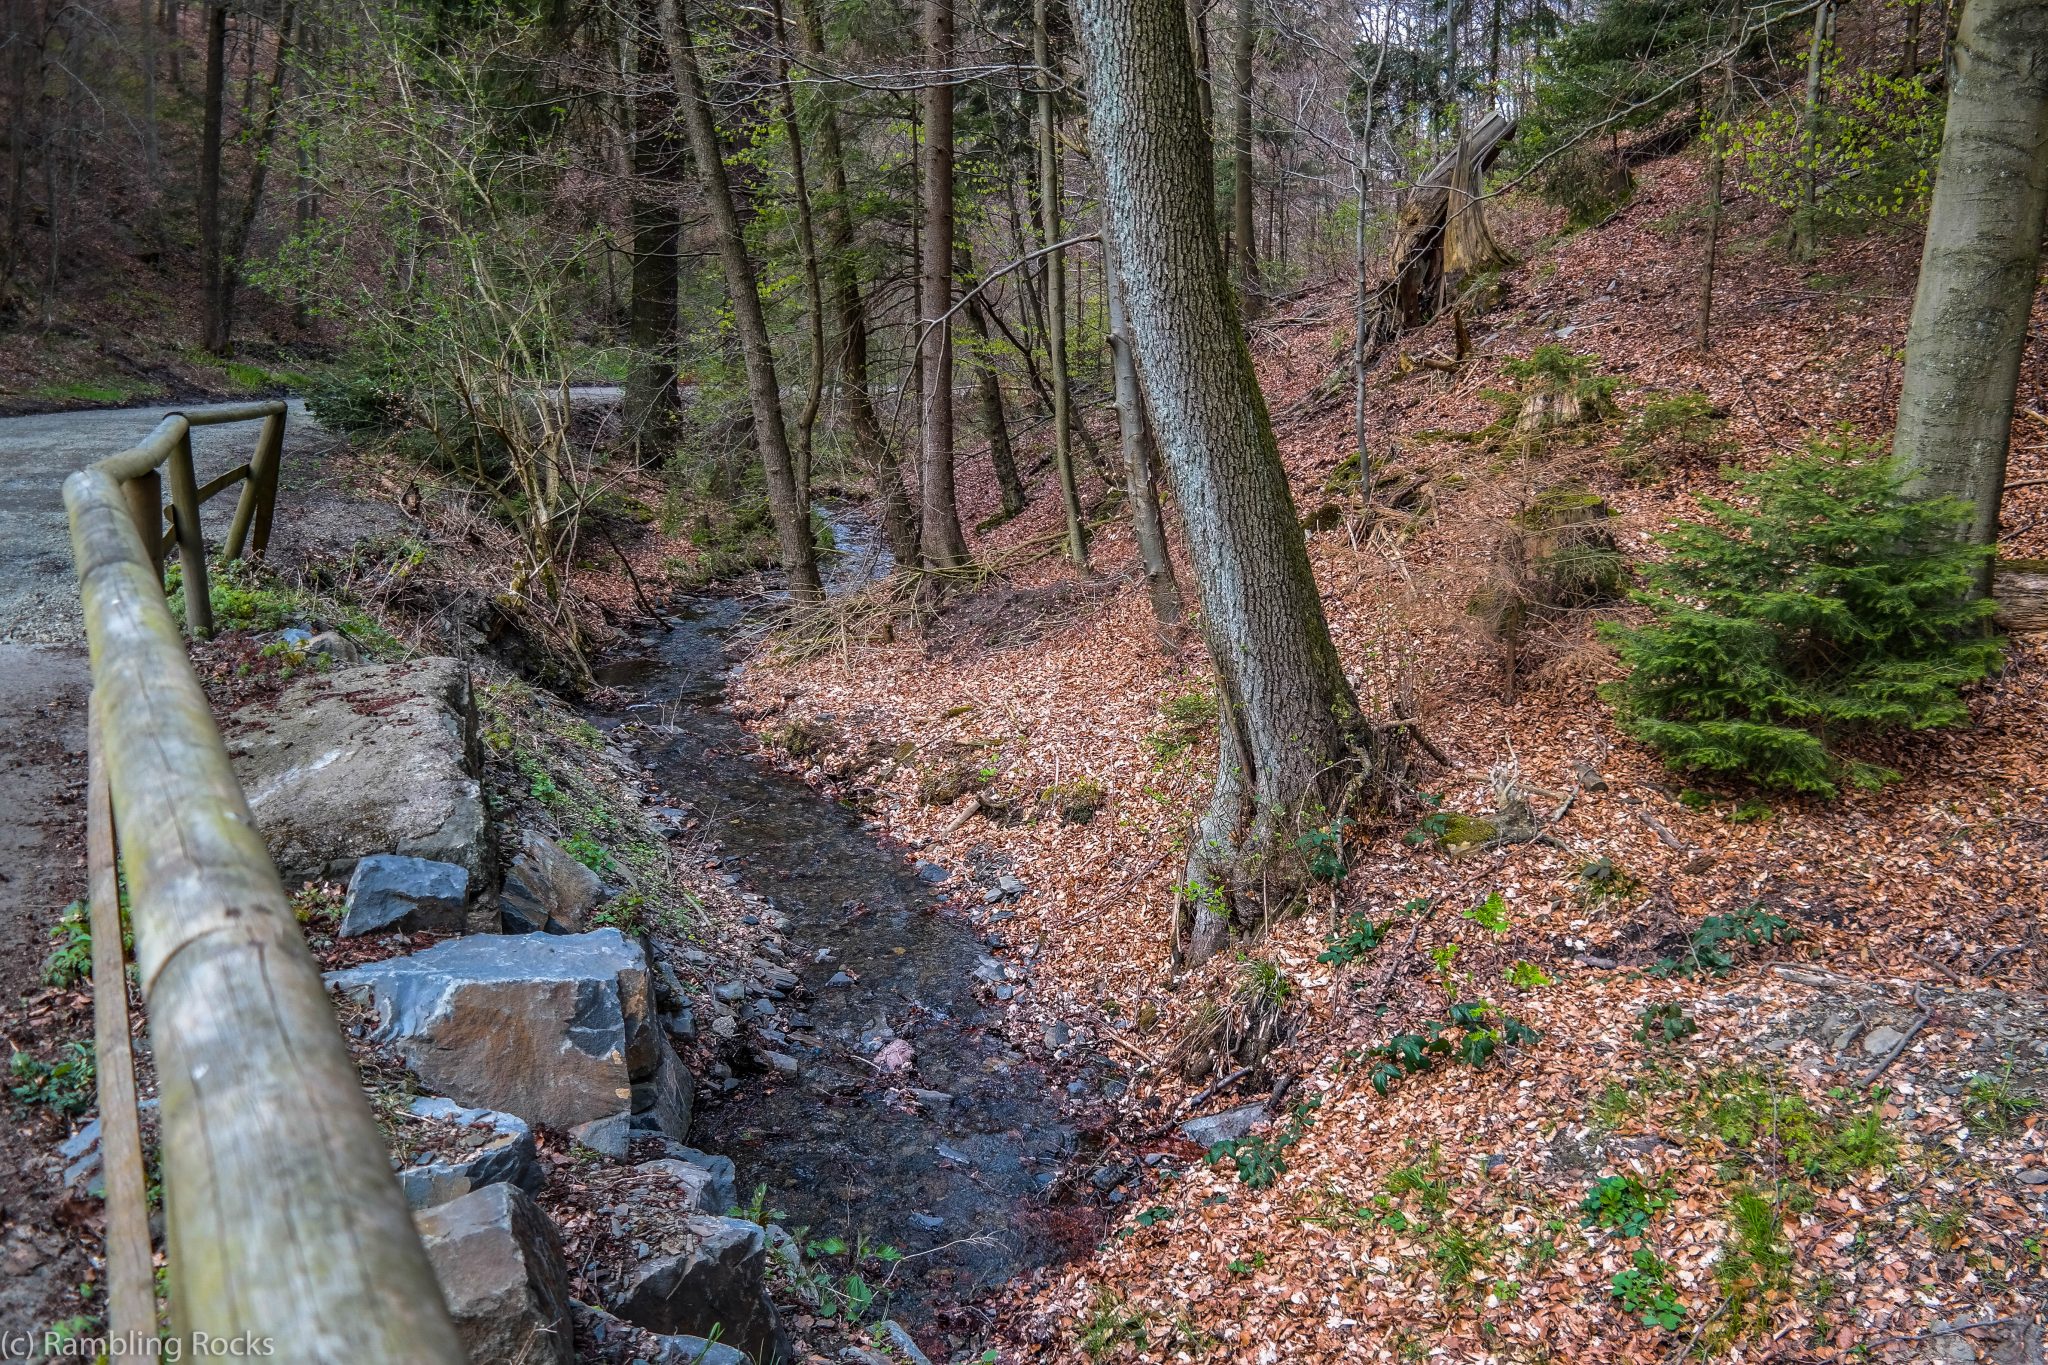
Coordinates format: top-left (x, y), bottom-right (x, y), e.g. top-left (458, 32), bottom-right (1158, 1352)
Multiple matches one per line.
top-left (1610, 1248), bottom-right (1685, 1331)
top-left (1600, 438), bottom-right (2001, 795)
top-left (1581, 1174), bottom-right (1667, 1237)
top-left (1616, 392), bottom-right (1732, 472)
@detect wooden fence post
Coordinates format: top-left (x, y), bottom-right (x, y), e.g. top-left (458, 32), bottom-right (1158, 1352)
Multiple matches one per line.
top-left (164, 425), bottom-right (213, 638)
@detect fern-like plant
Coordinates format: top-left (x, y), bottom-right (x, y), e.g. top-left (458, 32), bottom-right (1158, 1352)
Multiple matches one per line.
top-left (1600, 438), bottom-right (2000, 796)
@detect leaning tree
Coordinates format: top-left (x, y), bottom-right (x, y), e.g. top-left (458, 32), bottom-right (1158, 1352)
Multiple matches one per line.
top-left (1077, 0), bottom-right (1382, 964)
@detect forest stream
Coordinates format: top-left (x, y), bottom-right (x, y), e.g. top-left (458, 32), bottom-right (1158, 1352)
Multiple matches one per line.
top-left (589, 509), bottom-right (1099, 1337)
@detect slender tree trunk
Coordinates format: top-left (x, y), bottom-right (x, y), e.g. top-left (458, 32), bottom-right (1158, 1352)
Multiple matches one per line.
top-left (1697, 46), bottom-right (1733, 353)
top-left (140, 0), bottom-right (159, 178)
top-left (1792, 0), bottom-right (1832, 263)
top-left (1352, 19), bottom-right (1389, 504)
top-left (919, 0), bottom-right (969, 570)
top-left (1035, 0), bottom-right (1089, 566)
top-left (771, 0), bottom-right (824, 507)
top-left (960, 246), bottom-right (1028, 517)
top-left (795, 0), bottom-right (919, 567)
top-left (1892, 0), bottom-right (2048, 572)
top-left (1229, 0), bottom-right (1258, 313)
top-left (661, 0), bottom-right (823, 602)
top-left (1080, 0), bottom-right (1373, 964)
top-left (215, 4), bottom-right (293, 356)
top-left (197, 0), bottom-right (228, 354)
top-left (1901, 0), bottom-right (1923, 73)
top-left (1102, 237), bottom-right (1185, 641)
top-left (625, 0), bottom-right (683, 465)
top-left (1185, 0), bottom-right (1212, 136)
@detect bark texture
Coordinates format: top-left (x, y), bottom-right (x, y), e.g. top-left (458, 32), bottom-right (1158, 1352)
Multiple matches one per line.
top-left (661, 0), bottom-right (823, 602)
top-left (1892, 0), bottom-right (2048, 560)
top-left (1102, 237), bottom-right (1185, 640)
top-left (920, 0), bottom-right (969, 570)
top-left (625, 0), bottom-right (682, 461)
top-left (1079, 0), bottom-right (1370, 964)
top-left (795, 0), bottom-right (919, 567)
top-left (1036, 0), bottom-right (1090, 565)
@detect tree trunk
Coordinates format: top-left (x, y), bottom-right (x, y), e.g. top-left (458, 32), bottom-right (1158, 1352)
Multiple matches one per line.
top-left (1892, 0), bottom-right (2048, 570)
top-left (771, 0), bottom-right (824, 507)
top-left (1792, 0), bottom-right (1833, 263)
top-left (795, 0), bottom-right (919, 568)
top-left (661, 0), bottom-right (823, 602)
top-left (1229, 0), bottom-right (1258, 313)
top-left (1697, 46), bottom-right (1733, 352)
top-left (1901, 0), bottom-right (1923, 74)
top-left (960, 246), bottom-right (1028, 518)
top-left (1035, 0), bottom-right (1090, 566)
top-left (625, 0), bottom-right (683, 465)
top-left (919, 0), bottom-right (969, 570)
top-left (216, 3), bottom-right (294, 356)
top-left (197, 0), bottom-right (228, 355)
top-left (140, 0), bottom-right (159, 178)
top-left (1079, 0), bottom-right (1373, 965)
top-left (1102, 236), bottom-right (1186, 641)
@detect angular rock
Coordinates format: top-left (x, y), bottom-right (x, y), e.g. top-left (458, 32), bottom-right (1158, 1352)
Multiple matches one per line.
top-left (1179, 1102), bottom-right (1269, 1148)
top-left (328, 929), bottom-right (660, 1131)
top-left (650, 1336), bottom-right (751, 1365)
top-left (633, 1034), bottom-right (695, 1142)
top-left (611, 1216), bottom-right (790, 1365)
top-left (655, 1144), bottom-right (739, 1215)
top-left (342, 854), bottom-right (469, 937)
top-left (878, 1321), bottom-right (933, 1365)
top-left (416, 1183), bottom-right (574, 1365)
top-left (633, 1159), bottom-right (724, 1215)
top-left (399, 1097), bottom-right (541, 1209)
top-left (501, 830), bottom-right (605, 934)
top-left (226, 656), bottom-right (487, 887)
top-left (571, 1114), bottom-right (632, 1160)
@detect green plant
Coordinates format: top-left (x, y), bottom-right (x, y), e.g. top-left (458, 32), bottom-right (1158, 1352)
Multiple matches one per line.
top-left (10, 1041), bottom-right (95, 1116)
top-left (1717, 1186), bottom-right (1795, 1340)
top-left (1580, 1174), bottom-right (1668, 1238)
top-left (1684, 1069), bottom-right (1896, 1184)
top-left (1615, 392), bottom-right (1732, 472)
top-left (1636, 1002), bottom-right (1698, 1045)
top-left (1463, 891), bottom-right (1511, 934)
top-left (1651, 906), bottom-right (1797, 979)
top-left (1145, 689), bottom-right (1217, 761)
top-left (1078, 1288), bottom-right (1149, 1360)
top-left (1505, 960), bottom-right (1553, 990)
top-left (560, 831), bottom-right (616, 875)
top-left (1369, 1001), bottom-right (1538, 1096)
top-left (1318, 912), bottom-right (1388, 966)
top-left (1206, 1097), bottom-right (1320, 1190)
top-left (1045, 777), bottom-right (1108, 824)
top-left (1600, 438), bottom-right (2002, 796)
top-left (1576, 856), bottom-right (1642, 903)
top-left (1610, 1248), bottom-right (1685, 1331)
top-left (1296, 824), bottom-right (1345, 882)
top-left (1964, 1067), bottom-right (2041, 1136)
top-left (41, 902), bottom-right (94, 989)
top-left (1725, 58), bottom-right (1942, 235)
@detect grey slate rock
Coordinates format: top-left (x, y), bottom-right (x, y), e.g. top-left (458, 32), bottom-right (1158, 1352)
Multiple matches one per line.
top-left (399, 1097), bottom-right (541, 1208)
top-left (654, 1144), bottom-right (739, 1215)
top-left (1178, 1102), bottom-right (1269, 1148)
top-left (611, 1216), bottom-right (790, 1365)
top-left (342, 853), bottom-right (470, 937)
top-left (570, 1114), bottom-right (633, 1160)
top-left (226, 657), bottom-right (487, 887)
top-left (650, 1336), bottom-right (751, 1365)
top-left (501, 830), bottom-right (606, 934)
top-left (416, 1183), bottom-right (575, 1365)
top-left (632, 1159), bottom-right (724, 1214)
top-left (328, 928), bottom-right (662, 1131)
top-left (878, 1321), bottom-right (933, 1365)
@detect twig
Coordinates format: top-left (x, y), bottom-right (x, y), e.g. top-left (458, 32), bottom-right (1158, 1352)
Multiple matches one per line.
top-left (1143, 1067), bottom-right (1256, 1139)
top-left (598, 525), bottom-right (665, 624)
top-left (1861, 992), bottom-right (1935, 1087)
top-left (1621, 796), bottom-right (1689, 852)
top-left (1669, 1297), bottom-right (1731, 1365)
top-left (1098, 1028), bottom-right (1166, 1072)
top-left (1857, 1313), bottom-right (2021, 1352)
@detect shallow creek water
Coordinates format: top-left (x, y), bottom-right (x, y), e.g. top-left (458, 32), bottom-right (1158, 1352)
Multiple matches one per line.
top-left (589, 517), bottom-right (1090, 1337)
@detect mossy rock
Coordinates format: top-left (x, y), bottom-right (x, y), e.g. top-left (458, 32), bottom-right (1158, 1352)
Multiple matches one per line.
top-left (918, 759), bottom-right (990, 807)
top-left (1044, 777), bottom-right (1107, 825)
top-left (1437, 812), bottom-right (1499, 852)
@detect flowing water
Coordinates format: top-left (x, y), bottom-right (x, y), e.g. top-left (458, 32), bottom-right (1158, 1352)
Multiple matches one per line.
top-left (590, 512), bottom-right (1093, 1341)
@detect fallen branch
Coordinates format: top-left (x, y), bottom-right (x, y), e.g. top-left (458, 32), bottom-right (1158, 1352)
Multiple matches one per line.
top-left (1861, 992), bottom-right (1934, 1087)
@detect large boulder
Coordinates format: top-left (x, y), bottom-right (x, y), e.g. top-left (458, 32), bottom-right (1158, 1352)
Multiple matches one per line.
top-left (415, 1182), bottom-right (574, 1365)
top-left (397, 1097), bottom-right (542, 1209)
top-left (610, 1216), bottom-right (790, 1365)
top-left (328, 929), bottom-right (687, 1135)
top-left (343, 854), bottom-right (470, 937)
top-left (500, 830), bottom-right (605, 934)
top-left (225, 657), bottom-right (487, 887)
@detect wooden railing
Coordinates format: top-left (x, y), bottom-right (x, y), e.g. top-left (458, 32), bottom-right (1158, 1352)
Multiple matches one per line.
top-left (63, 406), bottom-right (465, 1363)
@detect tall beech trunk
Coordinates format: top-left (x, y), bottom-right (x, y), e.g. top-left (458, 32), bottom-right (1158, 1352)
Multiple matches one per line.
top-left (661, 0), bottom-right (823, 602)
top-left (1892, 0), bottom-right (2048, 571)
top-left (771, 0), bottom-right (824, 506)
top-left (1079, 0), bottom-right (1372, 965)
top-left (919, 0), bottom-right (969, 570)
top-left (215, 3), bottom-right (293, 354)
top-left (625, 0), bottom-right (683, 464)
top-left (1102, 239), bottom-right (1185, 641)
top-left (795, 0), bottom-right (919, 567)
top-left (1228, 0), bottom-right (1258, 313)
top-left (1035, 0), bottom-right (1090, 567)
top-left (197, 1), bottom-right (227, 354)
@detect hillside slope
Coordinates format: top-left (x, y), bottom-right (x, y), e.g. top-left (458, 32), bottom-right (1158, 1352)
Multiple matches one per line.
top-left (733, 147), bottom-right (2048, 1362)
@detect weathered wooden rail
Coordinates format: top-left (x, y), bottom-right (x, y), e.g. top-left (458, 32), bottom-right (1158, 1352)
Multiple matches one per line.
top-left (63, 406), bottom-right (465, 1363)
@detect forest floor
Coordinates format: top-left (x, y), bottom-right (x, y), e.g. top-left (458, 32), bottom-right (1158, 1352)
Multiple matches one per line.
top-left (719, 150), bottom-right (2048, 1362)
